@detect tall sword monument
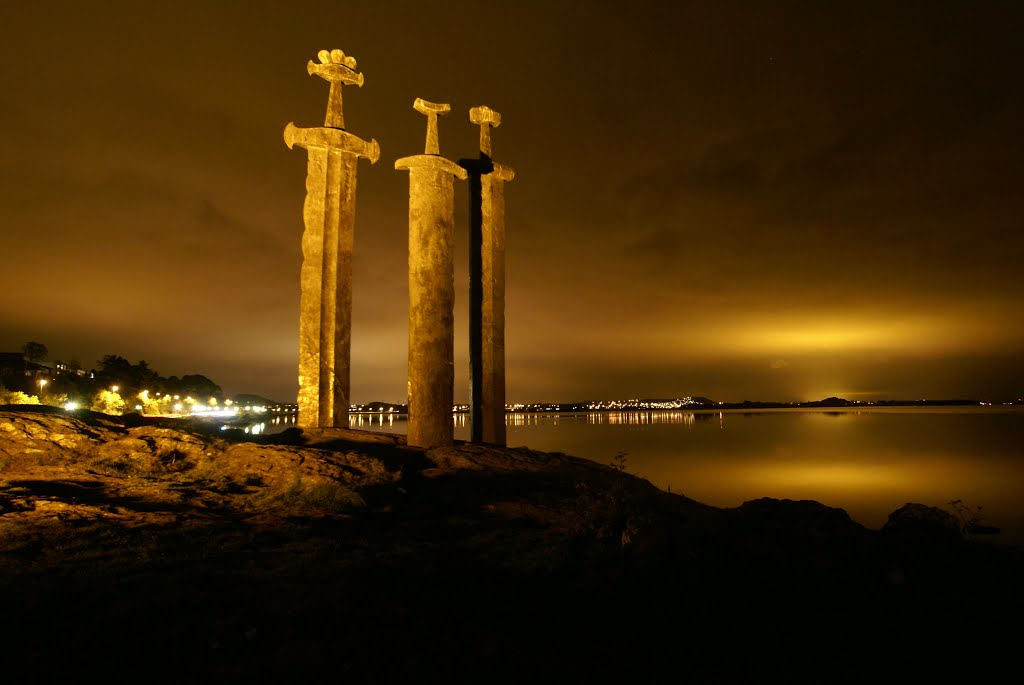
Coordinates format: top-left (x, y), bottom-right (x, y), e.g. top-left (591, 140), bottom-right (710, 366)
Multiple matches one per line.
top-left (284, 49), bottom-right (380, 428)
top-left (461, 106), bottom-right (515, 445)
top-left (396, 99), bottom-right (467, 448)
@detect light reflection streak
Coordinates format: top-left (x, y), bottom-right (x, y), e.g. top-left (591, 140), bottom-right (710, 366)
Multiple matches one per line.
top-left (227, 414), bottom-right (298, 434)
top-left (349, 412), bottom-right (400, 429)
top-left (507, 411), bottom-right (698, 427)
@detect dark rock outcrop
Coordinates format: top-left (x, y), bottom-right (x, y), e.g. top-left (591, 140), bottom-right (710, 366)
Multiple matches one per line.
top-left (882, 502), bottom-right (963, 543)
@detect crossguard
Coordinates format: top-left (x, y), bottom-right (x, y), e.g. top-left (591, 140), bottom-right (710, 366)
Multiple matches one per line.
top-left (413, 98), bottom-right (451, 155)
top-left (284, 122), bottom-right (380, 163)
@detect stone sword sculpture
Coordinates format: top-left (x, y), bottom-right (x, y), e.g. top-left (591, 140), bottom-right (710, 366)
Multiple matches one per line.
top-left (284, 49), bottom-right (380, 428)
top-left (396, 99), bottom-right (468, 448)
top-left (461, 106), bottom-right (515, 445)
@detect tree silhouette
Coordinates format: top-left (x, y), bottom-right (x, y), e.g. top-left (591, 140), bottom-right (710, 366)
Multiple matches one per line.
top-left (22, 341), bottom-right (48, 363)
top-left (95, 355), bottom-right (133, 388)
top-left (171, 374), bottom-right (222, 400)
top-left (94, 356), bottom-right (168, 397)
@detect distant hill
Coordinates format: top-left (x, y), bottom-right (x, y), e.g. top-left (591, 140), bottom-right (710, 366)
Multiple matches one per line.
top-left (717, 397), bottom-right (984, 409)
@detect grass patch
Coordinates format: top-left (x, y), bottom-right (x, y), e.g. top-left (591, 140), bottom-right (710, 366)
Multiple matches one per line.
top-left (270, 474), bottom-right (365, 515)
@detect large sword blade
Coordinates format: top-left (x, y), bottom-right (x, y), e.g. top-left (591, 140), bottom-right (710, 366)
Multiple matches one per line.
top-left (291, 126), bottom-right (375, 428)
top-left (297, 148), bottom-right (328, 428)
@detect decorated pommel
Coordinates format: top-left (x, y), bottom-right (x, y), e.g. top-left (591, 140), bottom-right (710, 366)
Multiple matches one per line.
top-left (413, 98), bottom-right (451, 155)
top-left (307, 49), bottom-right (365, 130)
top-left (307, 49), bottom-right (364, 87)
top-left (469, 106), bottom-right (501, 157)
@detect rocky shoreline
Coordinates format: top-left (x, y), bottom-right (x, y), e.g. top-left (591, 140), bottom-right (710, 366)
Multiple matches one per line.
top-left (2, 405), bottom-right (1021, 682)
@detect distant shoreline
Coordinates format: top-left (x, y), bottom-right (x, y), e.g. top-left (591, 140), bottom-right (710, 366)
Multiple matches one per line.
top-left (343, 397), bottom-right (1021, 417)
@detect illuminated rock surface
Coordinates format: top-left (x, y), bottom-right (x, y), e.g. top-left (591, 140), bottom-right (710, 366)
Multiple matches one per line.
top-left (1, 406), bottom-right (1021, 681)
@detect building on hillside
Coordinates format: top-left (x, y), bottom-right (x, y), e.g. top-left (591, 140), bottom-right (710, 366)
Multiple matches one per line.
top-left (0, 353), bottom-right (86, 394)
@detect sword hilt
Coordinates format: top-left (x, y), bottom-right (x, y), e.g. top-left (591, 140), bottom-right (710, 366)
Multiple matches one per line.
top-left (469, 106), bottom-right (501, 158)
top-left (413, 98), bottom-right (451, 155)
top-left (306, 49), bottom-right (365, 130)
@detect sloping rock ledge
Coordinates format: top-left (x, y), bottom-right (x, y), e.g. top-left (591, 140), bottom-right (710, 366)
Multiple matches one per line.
top-left (2, 406), bottom-right (1021, 682)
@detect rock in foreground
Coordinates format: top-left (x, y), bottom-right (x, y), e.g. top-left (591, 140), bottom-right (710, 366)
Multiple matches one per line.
top-left (1, 406), bottom-right (1021, 682)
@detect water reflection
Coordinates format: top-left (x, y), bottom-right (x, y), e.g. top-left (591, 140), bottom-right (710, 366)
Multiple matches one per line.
top-left (232, 414), bottom-right (298, 435)
top-left (505, 407), bottom-right (1024, 544)
top-left (350, 412), bottom-right (400, 429)
top-left (508, 411), bottom-right (715, 427)
top-left (236, 412), bottom-right (468, 435)
top-left (590, 411), bottom-right (697, 426)
top-left (347, 412), bottom-right (467, 432)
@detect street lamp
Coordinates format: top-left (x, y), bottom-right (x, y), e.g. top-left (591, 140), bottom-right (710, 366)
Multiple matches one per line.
top-left (38, 379), bottom-right (47, 398)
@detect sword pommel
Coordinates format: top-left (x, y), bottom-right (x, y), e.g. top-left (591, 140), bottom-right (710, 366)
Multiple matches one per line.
top-left (412, 98), bottom-right (451, 156)
top-left (414, 98), bottom-right (450, 116)
top-left (469, 105), bottom-right (502, 158)
top-left (307, 58), bottom-right (364, 88)
top-left (304, 49), bottom-right (366, 130)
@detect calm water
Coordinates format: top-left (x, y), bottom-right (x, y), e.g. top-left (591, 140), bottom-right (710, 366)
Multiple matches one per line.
top-left (256, 407), bottom-right (1024, 544)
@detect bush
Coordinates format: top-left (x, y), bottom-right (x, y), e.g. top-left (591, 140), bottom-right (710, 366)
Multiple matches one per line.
top-left (90, 390), bottom-right (126, 415)
top-left (0, 390), bottom-right (40, 405)
top-left (947, 498), bottom-right (998, 537)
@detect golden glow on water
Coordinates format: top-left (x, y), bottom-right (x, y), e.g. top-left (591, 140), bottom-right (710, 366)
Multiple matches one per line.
top-left (740, 463), bottom-right (914, 490)
top-left (663, 452), bottom-right (1020, 537)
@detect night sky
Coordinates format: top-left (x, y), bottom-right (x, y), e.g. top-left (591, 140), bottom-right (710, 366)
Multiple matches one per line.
top-left (2, 1), bottom-right (1022, 404)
